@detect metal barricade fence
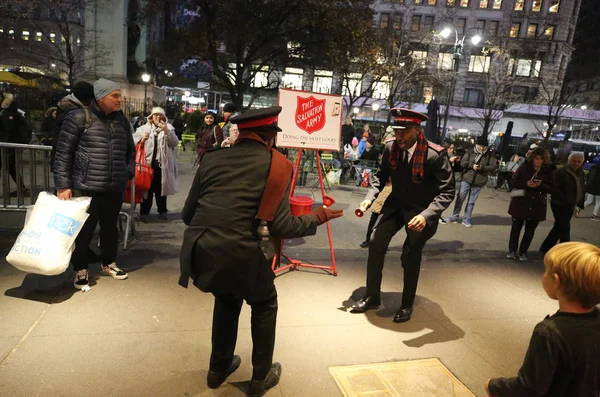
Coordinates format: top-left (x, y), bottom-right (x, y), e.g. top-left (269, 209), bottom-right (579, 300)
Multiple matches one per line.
top-left (1, 142), bottom-right (135, 249)
top-left (0, 142), bottom-right (52, 211)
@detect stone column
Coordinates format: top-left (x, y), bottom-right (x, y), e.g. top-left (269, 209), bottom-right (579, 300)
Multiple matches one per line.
top-left (84, 0), bottom-right (129, 83)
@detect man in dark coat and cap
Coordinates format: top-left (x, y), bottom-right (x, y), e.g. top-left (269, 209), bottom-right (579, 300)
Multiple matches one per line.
top-left (350, 108), bottom-right (455, 323)
top-left (219, 102), bottom-right (237, 139)
top-left (180, 106), bottom-right (343, 396)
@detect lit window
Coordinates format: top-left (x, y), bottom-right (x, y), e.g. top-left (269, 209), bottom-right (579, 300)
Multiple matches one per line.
top-left (372, 78), bottom-right (390, 100)
top-left (492, 0), bottom-right (502, 9)
top-left (428, 0), bottom-right (437, 4)
top-left (527, 24), bottom-right (538, 39)
top-left (514, 0), bottom-right (524, 10)
top-left (437, 53), bottom-right (453, 70)
top-left (380, 13), bottom-right (390, 29)
top-left (549, 0), bottom-right (560, 12)
top-left (411, 51), bottom-right (428, 63)
top-left (344, 73), bottom-right (363, 96)
top-left (393, 14), bottom-right (402, 31)
top-left (468, 55), bottom-right (491, 73)
top-left (282, 67), bottom-right (303, 90)
top-left (287, 42), bottom-right (302, 58)
top-left (544, 25), bottom-right (555, 39)
top-left (480, 0), bottom-right (488, 8)
top-left (532, 0), bottom-right (542, 11)
top-left (415, 0), bottom-right (422, 3)
top-left (488, 21), bottom-right (499, 37)
top-left (411, 15), bottom-right (421, 32)
top-left (460, 0), bottom-right (469, 7)
top-left (0, 27), bottom-right (3, 34)
top-left (251, 66), bottom-right (269, 88)
top-left (447, 0), bottom-right (456, 5)
top-left (22, 30), bottom-right (30, 41)
top-left (313, 70), bottom-right (333, 94)
top-left (533, 60), bottom-right (542, 77)
top-left (508, 58), bottom-right (515, 76)
top-left (50, 31), bottom-right (56, 43)
top-left (516, 59), bottom-right (532, 77)
top-left (423, 16), bottom-right (434, 32)
top-left (227, 63), bottom-right (237, 85)
top-left (510, 23), bottom-right (521, 38)
top-left (35, 31), bottom-right (42, 41)
top-left (61, 34), bottom-right (66, 43)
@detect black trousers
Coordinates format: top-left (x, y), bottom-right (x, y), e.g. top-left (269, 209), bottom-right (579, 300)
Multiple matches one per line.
top-left (71, 192), bottom-right (122, 271)
top-left (509, 218), bottom-right (540, 254)
top-left (365, 211), bottom-right (379, 241)
top-left (0, 148), bottom-right (22, 186)
top-left (140, 166), bottom-right (167, 215)
top-left (540, 203), bottom-right (573, 252)
top-left (210, 287), bottom-right (278, 381)
top-left (366, 208), bottom-right (436, 308)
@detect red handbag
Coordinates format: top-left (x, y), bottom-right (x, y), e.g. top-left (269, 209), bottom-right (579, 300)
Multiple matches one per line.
top-left (125, 140), bottom-right (154, 203)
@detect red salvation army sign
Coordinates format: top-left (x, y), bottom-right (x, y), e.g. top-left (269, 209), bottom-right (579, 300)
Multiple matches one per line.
top-left (277, 89), bottom-right (342, 151)
top-left (295, 96), bottom-right (326, 134)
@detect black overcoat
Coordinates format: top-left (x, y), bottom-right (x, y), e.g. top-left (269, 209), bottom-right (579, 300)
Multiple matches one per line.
top-left (508, 162), bottom-right (552, 221)
top-left (365, 141), bottom-right (455, 228)
top-left (180, 140), bottom-right (319, 301)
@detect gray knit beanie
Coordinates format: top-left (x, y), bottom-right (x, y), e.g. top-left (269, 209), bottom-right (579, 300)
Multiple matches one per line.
top-left (93, 78), bottom-right (120, 101)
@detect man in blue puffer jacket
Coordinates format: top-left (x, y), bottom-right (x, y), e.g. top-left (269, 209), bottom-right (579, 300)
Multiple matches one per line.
top-left (54, 78), bottom-right (135, 290)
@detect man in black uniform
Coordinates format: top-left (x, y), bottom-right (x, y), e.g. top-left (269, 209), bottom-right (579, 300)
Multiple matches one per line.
top-left (351, 108), bottom-right (455, 323)
top-left (180, 106), bottom-right (343, 396)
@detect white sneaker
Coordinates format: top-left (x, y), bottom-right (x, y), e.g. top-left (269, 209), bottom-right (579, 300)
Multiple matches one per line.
top-left (101, 263), bottom-right (128, 280)
top-left (74, 269), bottom-right (89, 289)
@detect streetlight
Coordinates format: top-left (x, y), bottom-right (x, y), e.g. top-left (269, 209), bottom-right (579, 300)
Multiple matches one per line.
top-left (439, 26), bottom-right (483, 143)
top-left (371, 102), bottom-right (380, 122)
top-left (581, 105), bottom-right (588, 110)
top-left (352, 107), bottom-right (359, 121)
top-left (141, 73), bottom-right (151, 115)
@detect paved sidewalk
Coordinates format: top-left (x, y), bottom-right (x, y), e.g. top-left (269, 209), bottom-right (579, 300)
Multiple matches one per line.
top-left (1, 159), bottom-right (599, 397)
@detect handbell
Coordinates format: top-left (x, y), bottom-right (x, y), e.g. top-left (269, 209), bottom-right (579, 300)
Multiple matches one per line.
top-left (323, 195), bottom-right (336, 208)
top-left (355, 207), bottom-right (366, 217)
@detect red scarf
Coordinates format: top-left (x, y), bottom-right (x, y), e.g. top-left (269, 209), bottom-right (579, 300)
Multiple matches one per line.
top-left (389, 133), bottom-right (428, 184)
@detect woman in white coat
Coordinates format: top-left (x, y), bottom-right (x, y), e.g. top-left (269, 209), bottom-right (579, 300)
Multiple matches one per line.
top-left (133, 107), bottom-right (179, 221)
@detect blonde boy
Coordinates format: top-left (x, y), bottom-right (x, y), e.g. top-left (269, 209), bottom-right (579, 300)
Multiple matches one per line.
top-left (486, 242), bottom-right (600, 397)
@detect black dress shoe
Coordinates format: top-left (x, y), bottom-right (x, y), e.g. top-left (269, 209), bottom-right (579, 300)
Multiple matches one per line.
top-left (350, 295), bottom-right (381, 313)
top-left (393, 306), bottom-right (413, 323)
top-left (248, 362), bottom-right (282, 397)
top-left (207, 355), bottom-right (241, 389)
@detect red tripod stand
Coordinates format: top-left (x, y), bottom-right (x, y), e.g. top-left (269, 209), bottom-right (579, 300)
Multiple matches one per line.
top-left (271, 149), bottom-right (338, 276)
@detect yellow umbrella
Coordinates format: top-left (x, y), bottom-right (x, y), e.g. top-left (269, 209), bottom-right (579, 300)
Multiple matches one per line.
top-left (0, 71), bottom-right (37, 88)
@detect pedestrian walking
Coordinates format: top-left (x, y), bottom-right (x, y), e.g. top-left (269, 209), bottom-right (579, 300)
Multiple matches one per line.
top-left (54, 78), bottom-right (135, 290)
top-left (540, 152), bottom-right (585, 253)
top-left (133, 107), bottom-right (179, 222)
top-left (180, 106), bottom-right (343, 396)
top-left (506, 148), bottom-right (552, 261)
top-left (444, 135), bottom-right (497, 227)
top-left (350, 108), bottom-right (455, 323)
top-left (0, 92), bottom-right (30, 196)
top-left (584, 162), bottom-right (600, 221)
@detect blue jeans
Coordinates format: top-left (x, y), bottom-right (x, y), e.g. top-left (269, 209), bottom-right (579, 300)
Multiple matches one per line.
top-left (450, 181), bottom-right (482, 222)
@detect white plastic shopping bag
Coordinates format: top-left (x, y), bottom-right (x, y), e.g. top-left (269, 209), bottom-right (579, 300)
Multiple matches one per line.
top-left (6, 192), bottom-right (91, 275)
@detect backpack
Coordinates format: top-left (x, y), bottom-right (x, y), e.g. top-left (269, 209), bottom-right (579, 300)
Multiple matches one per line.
top-left (50, 107), bottom-right (92, 170)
